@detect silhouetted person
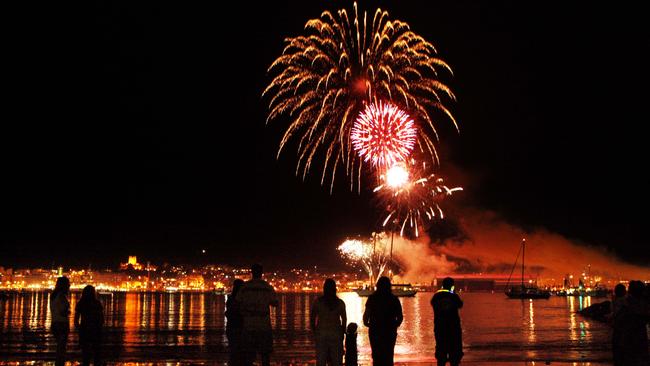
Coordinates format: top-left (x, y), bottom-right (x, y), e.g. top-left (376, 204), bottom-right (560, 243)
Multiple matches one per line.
top-left (50, 276), bottom-right (71, 366)
top-left (345, 322), bottom-right (358, 366)
top-left (610, 283), bottom-right (627, 366)
top-left (311, 278), bottom-right (346, 366)
top-left (363, 276), bottom-right (403, 366)
top-left (74, 285), bottom-right (104, 366)
top-left (236, 264), bottom-right (278, 366)
top-left (431, 277), bottom-right (463, 366)
top-left (617, 280), bottom-right (649, 366)
top-left (226, 279), bottom-right (245, 366)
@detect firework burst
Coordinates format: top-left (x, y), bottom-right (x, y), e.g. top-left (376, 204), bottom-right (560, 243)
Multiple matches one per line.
top-left (264, 2), bottom-right (456, 191)
top-left (374, 160), bottom-right (462, 237)
top-left (338, 234), bottom-right (391, 283)
top-left (351, 101), bottom-right (417, 168)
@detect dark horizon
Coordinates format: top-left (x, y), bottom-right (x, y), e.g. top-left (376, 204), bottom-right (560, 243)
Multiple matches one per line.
top-left (2, 1), bottom-right (649, 269)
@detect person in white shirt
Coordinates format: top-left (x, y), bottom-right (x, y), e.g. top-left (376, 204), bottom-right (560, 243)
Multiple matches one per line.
top-left (236, 264), bottom-right (278, 366)
top-left (310, 278), bottom-right (346, 366)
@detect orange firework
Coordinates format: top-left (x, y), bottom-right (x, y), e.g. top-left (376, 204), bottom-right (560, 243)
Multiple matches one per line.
top-left (264, 2), bottom-right (456, 191)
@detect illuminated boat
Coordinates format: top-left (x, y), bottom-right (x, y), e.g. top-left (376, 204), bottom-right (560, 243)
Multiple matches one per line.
top-left (506, 286), bottom-right (551, 299)
top-left (555, 286), bottom-right (610, 298)
top-left (354, 283), bottom-right (417, 297)
top-left (505, 239), bottom-right (551, 300)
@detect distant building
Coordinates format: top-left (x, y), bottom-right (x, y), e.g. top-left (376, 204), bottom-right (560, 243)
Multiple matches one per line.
top-left (120, 256), bottom-right (143, 271)
top-left (435, 274), bottom-right (539, 292)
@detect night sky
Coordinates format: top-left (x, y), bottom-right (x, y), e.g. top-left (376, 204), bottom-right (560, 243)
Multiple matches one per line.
top-left (3, 1), bottom-right (648, 269)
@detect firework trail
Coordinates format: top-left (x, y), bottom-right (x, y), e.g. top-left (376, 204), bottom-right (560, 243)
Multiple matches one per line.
top-left (351, 100), bottom-right (417, 168)
top-left (374, 160), bottom-right (463, 237)
top-left (338, 234), bottom-right (391, 284)
top-left (264, 2), bottom-right (456, 191)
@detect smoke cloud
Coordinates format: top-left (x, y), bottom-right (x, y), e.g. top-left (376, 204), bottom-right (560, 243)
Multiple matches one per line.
top-left (390, 208), bottom-right (649, 284)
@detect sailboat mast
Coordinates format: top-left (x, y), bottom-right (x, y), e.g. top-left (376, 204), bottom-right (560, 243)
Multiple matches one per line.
top-left (521, 238), bottom-right (526, 289)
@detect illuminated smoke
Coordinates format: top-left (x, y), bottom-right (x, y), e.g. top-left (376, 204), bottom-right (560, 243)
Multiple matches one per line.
top-left (387, 208), bottom-right (650, 283)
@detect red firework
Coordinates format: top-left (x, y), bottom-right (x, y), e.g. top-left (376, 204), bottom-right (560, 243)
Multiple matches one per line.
top-left (351, 101), bottom-right (417, 167)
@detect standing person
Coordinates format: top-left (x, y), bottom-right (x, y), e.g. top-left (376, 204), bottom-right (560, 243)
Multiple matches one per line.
top-left (618, 280), bottom-right (649, 366)
top-left (236, 264), bottom-right (279, 366)
top-left (50, 276), bottom-right (71, 366)
top-left (74, 285), bottom-right (104, 366)
top-left (363, 276), bottom-right (403, 366)
top-left (431, 277), bottom-right (463, 366)
top-left (226, 279), bottom-right (245, 366)
top-left (610, 283), bottom-right (627, 366)
top-left (344, 322), bottom-right (358, 366)
top-left (310, 278), bottom-right (347, 366)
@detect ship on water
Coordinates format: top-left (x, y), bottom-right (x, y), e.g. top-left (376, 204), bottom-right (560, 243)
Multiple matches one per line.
top-left (354, 283), bottom-right (417, 297)
top-left (505, 239), bottom-right (551, 299)
top-left (555, 286), bottom-right (610, 297)
top-left (554, 269), bottom-right (610, 297)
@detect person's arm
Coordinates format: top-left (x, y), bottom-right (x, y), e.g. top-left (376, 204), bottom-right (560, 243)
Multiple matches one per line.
top-left (340, 300), bottom-right (347, 335)
top-left (394, 297), bottom-right (403, 328)
top-left (269, 285), bottom-right (279, 307)
top-left (224, 298), bottom-right (231, 318)
top-left (64, 296), bottom-right (71, 316)
top-left (99, 304), bottom-right (104, 327)
top-left (362, 298), bottom-right (371, 327)
top-left (456, 294), bottom-right (464, 309)
top-left (310, 300), bottom-right (318, 331)
top-left (74, 303), bottom-right (81, 328)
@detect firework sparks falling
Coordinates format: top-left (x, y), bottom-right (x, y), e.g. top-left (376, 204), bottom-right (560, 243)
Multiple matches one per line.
top-left (338, 234), bottom-right (391, 284)
top-left (351, 101), bottom-right (417, 168)
top-left (264, 2), bottom-right (457, 190)
top-left (375, 160), bottom-right (463, 237)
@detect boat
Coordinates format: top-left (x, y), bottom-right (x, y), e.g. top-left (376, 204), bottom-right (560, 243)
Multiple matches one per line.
top-left (354, 283), bottom-right (417, 297)
top-left (555, 285), bottom-right (610, 298)
top-left (505, 239), bottom-right (551, 299)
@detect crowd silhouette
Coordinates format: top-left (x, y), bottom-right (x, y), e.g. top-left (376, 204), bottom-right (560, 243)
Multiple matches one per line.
top-left (47, 266), bottom-right (649, 366)
top-left (610, 280), bottom-right (650, 366)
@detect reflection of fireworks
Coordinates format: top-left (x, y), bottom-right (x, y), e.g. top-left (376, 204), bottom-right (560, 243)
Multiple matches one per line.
top-left (375, 160), bottom-right (462, 237)
top-left (264, 2), bottom-right (456, 190)
top-left (351, 101), bottom-right (417, 168)
top-left (338, 234), bottom-right (391, 283)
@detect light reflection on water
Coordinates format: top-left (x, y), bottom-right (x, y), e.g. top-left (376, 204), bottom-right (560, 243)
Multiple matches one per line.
top-left (0, 291), bottom-right (623, 363)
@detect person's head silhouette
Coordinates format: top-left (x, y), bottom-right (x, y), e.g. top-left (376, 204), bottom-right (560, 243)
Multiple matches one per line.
top-left (53, 276), bottom-right (70, 298)
top-left (442, 277), bottom-right (455, 291)
top-left (376, 276), bottom-right (391, 295)
top-left (323, 278), bottom-right (336, 298)
top-left (80, 285), bottom-right (96, 302)
top-left (628, 280), bottom-right (645, 299)
top-left (614, 283), bottom-right (626, 298)
top-left (251, 263), bottom-right (263, 279)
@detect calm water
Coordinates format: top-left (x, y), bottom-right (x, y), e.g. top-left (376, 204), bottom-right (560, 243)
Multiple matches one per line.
top-left (0, 291), bottom-right (627, 363)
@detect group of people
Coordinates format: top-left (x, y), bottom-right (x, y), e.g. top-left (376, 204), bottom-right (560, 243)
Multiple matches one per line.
top-left (48, 264), bottom-right (465, 366)
top-left (48, 265), bottom-right (650, 366)
top-left (50, 277), bottom-right (104, 366)
top-left (225, 264), bottom-right (464, 366)
top-left (610, 280), bottom-right (650, 366)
